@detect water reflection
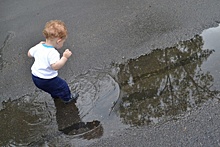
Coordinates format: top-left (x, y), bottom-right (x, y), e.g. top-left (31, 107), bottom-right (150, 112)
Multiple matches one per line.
top-left (0, 93), bottom-right (57, 146)
top-left (114, 34), bottom-right (218, 126)
top-left (54, 98), bottom-right (103, 140)
top-left (0, 91), bottom-right (104, 146)
top-left (69, 70), bottom-right (120, 122)
top-left (0, 70), bottom-right (119, 146)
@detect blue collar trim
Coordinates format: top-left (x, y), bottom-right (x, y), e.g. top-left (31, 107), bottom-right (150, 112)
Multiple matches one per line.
top-left (42, 44), bottom-right (54, 48)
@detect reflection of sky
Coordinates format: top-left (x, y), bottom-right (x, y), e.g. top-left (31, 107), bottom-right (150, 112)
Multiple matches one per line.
top-left (202, 24), bottom-right (220, 49)
top-left (201, 24), bottom-right (220, 90)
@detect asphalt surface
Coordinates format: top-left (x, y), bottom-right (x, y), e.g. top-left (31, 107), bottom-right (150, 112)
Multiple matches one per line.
top-left (88, 99), bottom-right (220, 147)
top-left (1, 0), bottom-right (220, 146)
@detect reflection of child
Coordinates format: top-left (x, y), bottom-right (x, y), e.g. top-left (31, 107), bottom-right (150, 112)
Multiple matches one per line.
top-left (28, 20), bottom-right (78, 103)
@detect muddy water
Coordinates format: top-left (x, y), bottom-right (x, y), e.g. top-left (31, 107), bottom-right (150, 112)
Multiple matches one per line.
top-left (1, 25), bottom-right (220, 146)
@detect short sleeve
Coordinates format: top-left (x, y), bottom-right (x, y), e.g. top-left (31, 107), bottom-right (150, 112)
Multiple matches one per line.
top-left (29, 46), bottom-right (36, 57)
top-left (29, 43), bottom-right (42, 57)
top-left (48, 50), bottom-right (60, 65)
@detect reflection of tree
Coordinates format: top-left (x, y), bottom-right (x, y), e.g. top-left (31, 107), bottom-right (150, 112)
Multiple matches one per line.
top-left (0, 95), bottom-right (103, 146)
top-left (0, 95), bottom-right (52, 146)
top-left (114, 35), bottom-right (217, 126)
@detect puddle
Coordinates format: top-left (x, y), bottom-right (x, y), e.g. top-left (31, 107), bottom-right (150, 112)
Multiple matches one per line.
top-left (0, 70), bottom-right (125, 147)
top-left (0, 93), bottom-right (58, 146)
top-left (113, 25), bottom-right (220, 126)
top-left (114, 35), bottom-right (218, 126)
top-left (69, 70), bottom-right (120, 122)
top-left (1, 24), bottom-right (220, 146)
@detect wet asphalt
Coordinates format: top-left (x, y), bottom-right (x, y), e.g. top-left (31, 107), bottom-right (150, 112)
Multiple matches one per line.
top-left (1, 0), bottom-right (220, 146)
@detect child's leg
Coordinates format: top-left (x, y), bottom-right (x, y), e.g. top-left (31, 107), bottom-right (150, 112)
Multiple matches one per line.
top-left (32, 75), bottom-right (75, 102)
top-left (50, 77), bottom-right (72, 101)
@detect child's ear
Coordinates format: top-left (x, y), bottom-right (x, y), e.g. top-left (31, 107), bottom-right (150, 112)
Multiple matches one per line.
top-left (57, 38), bottom-right (62, 43)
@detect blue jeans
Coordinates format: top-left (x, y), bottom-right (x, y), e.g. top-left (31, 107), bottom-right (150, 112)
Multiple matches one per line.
top-left (32, 74), bottom-right (71, 101)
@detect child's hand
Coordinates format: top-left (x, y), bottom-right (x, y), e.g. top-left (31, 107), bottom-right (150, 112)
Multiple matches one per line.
top-left (63, 49), bottom-right (72, 59)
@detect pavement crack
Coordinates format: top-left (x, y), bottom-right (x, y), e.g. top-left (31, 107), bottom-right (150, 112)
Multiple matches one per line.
top-left (0, 31), bottom-right (15, 70)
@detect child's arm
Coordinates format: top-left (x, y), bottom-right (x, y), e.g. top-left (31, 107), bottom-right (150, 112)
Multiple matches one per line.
top-left (27, 50), bottom-right (33, 58)
top-left (51, 49), bottom-right (72, 70)
top-left (27, 41), bottom-right (45, 58)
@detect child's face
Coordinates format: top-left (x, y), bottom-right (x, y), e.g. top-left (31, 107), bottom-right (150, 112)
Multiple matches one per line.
top-left (56, 38), bottom-right (66, 49)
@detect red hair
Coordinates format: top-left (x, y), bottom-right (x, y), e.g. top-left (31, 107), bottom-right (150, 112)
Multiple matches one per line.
top-left (43, 20), bottom-right (67, 40)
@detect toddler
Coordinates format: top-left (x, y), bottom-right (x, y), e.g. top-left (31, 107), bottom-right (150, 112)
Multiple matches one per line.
top-left (28, 20), bottom-right (78, 103)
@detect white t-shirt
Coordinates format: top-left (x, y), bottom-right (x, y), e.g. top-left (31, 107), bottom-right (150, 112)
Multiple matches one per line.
top-left (29, 43), bottom-right (60, 79)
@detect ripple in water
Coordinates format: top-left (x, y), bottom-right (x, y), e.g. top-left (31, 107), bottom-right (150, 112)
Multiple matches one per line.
top-left (0, 92), bottom-right (57, 146)
top-left (69, 69), bottom-right (120, 122)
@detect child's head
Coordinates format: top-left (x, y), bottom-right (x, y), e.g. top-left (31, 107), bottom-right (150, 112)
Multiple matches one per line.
top-left (43, 20), bottom-right (67, 40)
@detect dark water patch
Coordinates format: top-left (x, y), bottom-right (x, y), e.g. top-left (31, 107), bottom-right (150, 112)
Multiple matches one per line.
top-left (112, 26), bottom-right (220, 126)
top-left (53, 97), bottom-right (104, 140)
top-left (0, 70), bottom-right (123, 146)
top-left (0, 92), bottom-right (57, 146)
top-left (0, 32), bottom-right (15, 70)
top-left (60, 120), bottom-right (101, 136)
